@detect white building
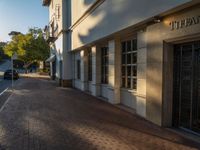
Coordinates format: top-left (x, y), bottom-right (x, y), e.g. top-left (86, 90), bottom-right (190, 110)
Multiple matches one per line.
top-left (43, 0), bottom-right (200, 134)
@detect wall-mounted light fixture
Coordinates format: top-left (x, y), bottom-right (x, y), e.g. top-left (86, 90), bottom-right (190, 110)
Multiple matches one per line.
top-left (154, 16), bottom-right (161, 23)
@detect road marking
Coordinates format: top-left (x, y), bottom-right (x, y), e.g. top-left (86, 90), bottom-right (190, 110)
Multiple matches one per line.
top-left (0, 88), bottom-right (9, 96)
top-left (0, 89), bottom-right (13, 113)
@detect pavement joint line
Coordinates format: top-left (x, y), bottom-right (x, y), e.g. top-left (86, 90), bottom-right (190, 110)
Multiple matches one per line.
top-left (0, 88), bottom-right (13, 113)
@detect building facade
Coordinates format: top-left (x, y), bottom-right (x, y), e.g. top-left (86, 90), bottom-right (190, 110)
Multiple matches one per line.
top-left (43, 0), bottom-right (200, 134)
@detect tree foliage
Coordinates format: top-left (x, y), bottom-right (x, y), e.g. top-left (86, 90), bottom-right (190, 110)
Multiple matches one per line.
top-left (3, 28), bottom-right (49, 64)
top-left (0, 42), bottom-right (8, 60)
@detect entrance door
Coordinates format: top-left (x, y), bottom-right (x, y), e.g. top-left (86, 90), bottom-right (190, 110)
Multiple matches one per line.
top-left (52, 58), bottom-right (56, 80)
top-left (173, 41), bottom-right (200, 134)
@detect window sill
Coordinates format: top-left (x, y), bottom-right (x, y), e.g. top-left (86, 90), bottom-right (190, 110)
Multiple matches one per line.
top-left (120, 88), bottom-right (137, 93)
top-left (101, 83), bottom-right (109, 87)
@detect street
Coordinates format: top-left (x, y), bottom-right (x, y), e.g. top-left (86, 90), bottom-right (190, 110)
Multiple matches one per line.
top-left (0, 60), bottom-right (13, 95)
top-left (0, 60), bottom-right (11, 94)
top-left (0, 60), bottom-right (23, 94)
top-left (0, 80), bottom-right (11, 94)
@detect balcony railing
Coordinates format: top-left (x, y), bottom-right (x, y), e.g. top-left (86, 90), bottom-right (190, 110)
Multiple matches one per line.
top-left (44, 25), bottom-right (58, 43)
top-left (42, 0), bottom-right (51, 6)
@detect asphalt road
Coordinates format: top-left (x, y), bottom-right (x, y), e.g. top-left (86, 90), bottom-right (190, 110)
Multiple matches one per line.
top-left (0, 79), bottom-right (12, 94)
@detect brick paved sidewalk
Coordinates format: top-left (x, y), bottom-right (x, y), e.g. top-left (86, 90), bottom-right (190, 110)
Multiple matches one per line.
top-left (0, 78), bottom-right (199, 150)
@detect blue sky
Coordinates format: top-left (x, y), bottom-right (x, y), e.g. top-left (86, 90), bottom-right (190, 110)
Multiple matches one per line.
top-left (0, 0), bottom-right (48, 42)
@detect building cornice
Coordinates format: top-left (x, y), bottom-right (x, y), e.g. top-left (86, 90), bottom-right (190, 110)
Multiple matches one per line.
top-left (69, 0), bottom-right (105, 30)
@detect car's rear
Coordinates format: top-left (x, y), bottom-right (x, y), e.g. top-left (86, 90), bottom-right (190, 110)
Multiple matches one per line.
top-left (4, 70), bottom-right (19, 80)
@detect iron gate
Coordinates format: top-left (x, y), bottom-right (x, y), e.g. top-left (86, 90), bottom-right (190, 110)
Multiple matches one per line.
top-left (173, 41), bottom-right (200, 134)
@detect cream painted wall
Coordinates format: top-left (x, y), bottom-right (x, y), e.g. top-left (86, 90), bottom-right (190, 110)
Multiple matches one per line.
top-left (71, 0), bottom-right (191, 50)
top-left (49, 0), bottom-right (63, 33)
top-left (71, 0), bottom-right (96, 25)
top-left (48, 0), bottom-right (73, 82)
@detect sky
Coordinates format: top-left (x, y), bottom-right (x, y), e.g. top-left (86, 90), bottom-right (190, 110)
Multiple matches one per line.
top-left (0, 0), bottom-right (48, 42)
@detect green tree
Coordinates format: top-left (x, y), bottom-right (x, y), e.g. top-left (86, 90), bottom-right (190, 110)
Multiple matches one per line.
top-left (3, 28), bottom-right (50, 67)
top-left (0, 42), bottom-right (7, 61)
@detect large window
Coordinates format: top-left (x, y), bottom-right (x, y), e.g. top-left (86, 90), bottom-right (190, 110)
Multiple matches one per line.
top-left (101, 47), bottom-right (109, 84)
top-left (77, 60), bottom-right (80, 79)
top-left (121, 39), bottom-right (137, 89)
top-left (88, 50), bottom-right (92, 81)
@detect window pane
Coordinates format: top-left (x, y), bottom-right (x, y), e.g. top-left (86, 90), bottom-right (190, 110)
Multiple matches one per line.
top-left (127, 40), bottom-right (131, 52)
top-left (101, 76), bottom-right (104, 83)
top-left (77, 60), bottom-right (80, 79)
top-left (105, 66), bottom-right (108, 74)
top-left (105, 48), bottom-right (108, 55)
top-left (122, 42), bottom-right (126, 53)
top-left (101, 47), bottom-right (109, 84)
top-left (122, 66), bottom-right (126, 76)
top-left (132, 39), bottom-right (137, 51)
top-left (127, 66), bottom-right (131, 76)
top-left (132, 66), bottom-right (137, 77)
top-left (127, 78), bottom-right (131, 88)
top-left (132, 53), bottom-right (137, 64)
top-left (122, 77), bottom-right (126, 88)
top-left (105, 75), bottom-right (108, 84)
top-left (88, 50), bottom-right (92, 81)
top-left (132, 78), bottom-right (137, 90)
top-left (122, 54), bottom-right (126, 64)
top-left (127, 53), bottom-right (131, 64)
top-left (102, 65), bottom-right (105, 75)
top-left (105, 56), bottom-right (108, 65)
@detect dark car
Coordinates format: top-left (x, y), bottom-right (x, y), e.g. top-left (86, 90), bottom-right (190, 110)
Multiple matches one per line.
top-left (4, 69), bottom-right (19, 80)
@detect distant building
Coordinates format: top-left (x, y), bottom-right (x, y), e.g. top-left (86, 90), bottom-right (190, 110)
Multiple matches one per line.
top-left (43, 0), bottom-right (200, 134)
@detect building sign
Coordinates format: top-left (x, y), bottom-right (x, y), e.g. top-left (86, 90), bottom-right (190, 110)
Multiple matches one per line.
top-left (170, 16), bottom-right (200, 30)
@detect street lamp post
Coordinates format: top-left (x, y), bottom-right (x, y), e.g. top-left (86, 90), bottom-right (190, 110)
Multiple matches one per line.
top-left (11, 52), bottom-right (18, 89)
top-left (11, 57), bottom-right (13, 88)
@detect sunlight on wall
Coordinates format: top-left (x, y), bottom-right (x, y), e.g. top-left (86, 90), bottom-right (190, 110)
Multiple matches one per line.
top-left (72, 0), bottom-right (191, 50)
top-left (75, 11), bottom-right (106, 42)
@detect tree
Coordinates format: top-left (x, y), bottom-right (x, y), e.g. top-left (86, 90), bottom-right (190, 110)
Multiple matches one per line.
top-left (8, 31), bottom-right (22, 36)
top-left (3, 28), bottom-right (50, 68)
top-left (0, 42), bottom-right (8, 61)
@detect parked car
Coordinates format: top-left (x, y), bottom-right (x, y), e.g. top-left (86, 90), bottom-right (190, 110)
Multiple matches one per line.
top-left (4, 69), bottom-right (19, 80)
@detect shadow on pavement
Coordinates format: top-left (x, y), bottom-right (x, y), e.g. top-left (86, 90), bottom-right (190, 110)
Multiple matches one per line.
top-left (0, 78), bottom-right (199, 150)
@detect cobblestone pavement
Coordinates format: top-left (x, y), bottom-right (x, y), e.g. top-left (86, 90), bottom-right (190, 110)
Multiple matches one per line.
top-left (0, 78), bottom-right (199, 150)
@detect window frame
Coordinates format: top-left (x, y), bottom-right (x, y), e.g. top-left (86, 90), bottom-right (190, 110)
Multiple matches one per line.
top-left (77, 60), bottom-right (81, 80)
top-left (101, 47), bottom-right (109, 84)
top-left (88, 49), bottom-right (93, 81)
top-left (55, 4), bottom-right (61, 20)
top-left (121, 39), bottom-right (137, 90)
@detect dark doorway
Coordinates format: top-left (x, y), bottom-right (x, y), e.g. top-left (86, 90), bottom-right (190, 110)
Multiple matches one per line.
top-left (52, 61), bottom-right (56, 80)
top-left (173, 41), bottom-right (200, 134)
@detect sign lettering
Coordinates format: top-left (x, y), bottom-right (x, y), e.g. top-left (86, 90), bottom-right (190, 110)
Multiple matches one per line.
top-left (170, 16), bottom-right (200, 30)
